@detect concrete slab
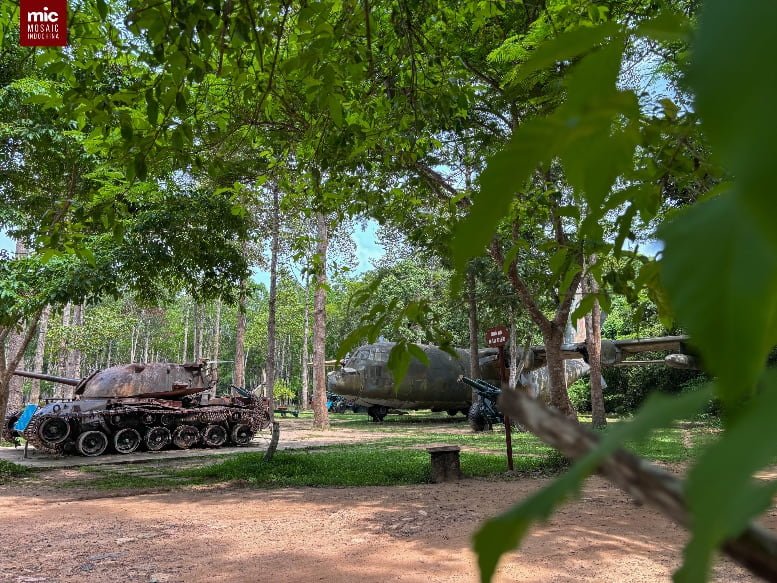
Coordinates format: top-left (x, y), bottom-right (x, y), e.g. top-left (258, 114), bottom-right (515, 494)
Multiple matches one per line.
top-left (0, 441), bottom-right (270, 469)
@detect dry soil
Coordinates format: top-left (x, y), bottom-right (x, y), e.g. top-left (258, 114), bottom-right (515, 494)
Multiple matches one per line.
top-left (0, 419), bottom-right (772, 583)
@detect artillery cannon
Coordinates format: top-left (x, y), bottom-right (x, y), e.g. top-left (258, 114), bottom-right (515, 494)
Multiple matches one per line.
top-left (459, 376), bottom-right (506, 432)
top-left (2, 363), bottom-right (271, 457)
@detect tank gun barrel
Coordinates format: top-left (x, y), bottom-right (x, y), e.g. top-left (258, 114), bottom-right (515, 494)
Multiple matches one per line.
top-left (11, 369), bottom-right (80, 386)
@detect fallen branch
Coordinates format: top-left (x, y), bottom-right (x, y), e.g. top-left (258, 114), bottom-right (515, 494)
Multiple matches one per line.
top-left (497, 388), bottom-right (777, 581)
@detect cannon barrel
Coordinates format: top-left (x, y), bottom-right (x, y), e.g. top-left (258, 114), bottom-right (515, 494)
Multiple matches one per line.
top-left (11, 369), bottom-right (80, 386)
top-left (459, 376), bottom-right (502, 397)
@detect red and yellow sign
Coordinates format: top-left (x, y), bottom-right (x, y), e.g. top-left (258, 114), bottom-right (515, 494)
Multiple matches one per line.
top-left (485, 325), bottom-right (509, 347)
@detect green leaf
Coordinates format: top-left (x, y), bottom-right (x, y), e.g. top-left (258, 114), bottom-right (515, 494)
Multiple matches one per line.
top-left (474, 386), bottom-right (713, 583)
top-left (691, 0), bottom-right (777, 229)
top-left (406, 343), bottom-right (430, 366)
top-left (133, 153), bottom-right (148, 180)
top-left (678, 372), bottom-right (777, 582)
top-left (120, 117), bottom-right (133, 141)
top-left (327, 94), bottom-right (343, 127)
top-left (634, 11), bottom-right (692, 43)
top-left (451, 118), bottom-right (559, 272)
top-left (513, 21), bottom-right (620, 83)
top-left (549, 247), bottom-right (568, 278)
top-left (95, 0), bottom-right (108, 19)
top-left (660, 192), bottom-right (777, 407)
top-left (387, 342), bottom-right (412, 388)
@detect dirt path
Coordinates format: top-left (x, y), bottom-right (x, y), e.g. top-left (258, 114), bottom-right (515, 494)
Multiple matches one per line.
top-left (1, 473), bottom-right (771, 583)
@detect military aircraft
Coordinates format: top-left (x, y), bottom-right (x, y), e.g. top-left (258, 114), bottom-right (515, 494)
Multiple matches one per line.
top-left (326, 336), bottom-right (696, 425)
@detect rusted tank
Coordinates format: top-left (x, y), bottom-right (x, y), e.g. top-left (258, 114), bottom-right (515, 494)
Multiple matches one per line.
top-left (2, 362), bottom-right (271, 457)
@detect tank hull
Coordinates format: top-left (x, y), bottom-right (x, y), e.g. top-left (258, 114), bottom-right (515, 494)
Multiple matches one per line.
top-left (4, 394), bottom-right (271, 456)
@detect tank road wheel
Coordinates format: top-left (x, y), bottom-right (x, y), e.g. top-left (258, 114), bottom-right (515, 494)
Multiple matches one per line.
top-left (145, 426), bottom-right (171, 451)
top-left (203, 424), bottom-right (228, 448)
top-left (230, 424), bottom-right (254, 446)
top-left (113, 428), bottom-right (142, 454)
top-left (38, 417), bottom-right (71, 445)
top-left (468, 402), bottom-right (492, 433)
top-left (142, 413), bottom-right (156, 425)
top-left (76, 430), bottom-right (109, 457)
top-left (172, 425), bottom-right (200, 449)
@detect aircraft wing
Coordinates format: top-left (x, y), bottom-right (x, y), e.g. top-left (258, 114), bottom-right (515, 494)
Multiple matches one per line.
top-left (528, 335), bottom-right (696, 370)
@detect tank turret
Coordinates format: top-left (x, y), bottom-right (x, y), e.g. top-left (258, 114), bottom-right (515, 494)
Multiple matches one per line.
top-left (3, 362), bottom-right (271, 457)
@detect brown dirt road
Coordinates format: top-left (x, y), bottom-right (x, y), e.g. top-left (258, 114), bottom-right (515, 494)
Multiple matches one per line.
top-left (1, 473), bottom-right (771, 583)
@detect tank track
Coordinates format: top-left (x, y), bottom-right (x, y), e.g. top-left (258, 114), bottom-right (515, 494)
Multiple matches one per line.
top-left (13, 399), bottom-right (271, 456)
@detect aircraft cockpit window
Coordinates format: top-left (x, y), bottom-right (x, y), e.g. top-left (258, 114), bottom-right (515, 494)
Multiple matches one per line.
top-left (371, 348), bottom-right (390, 363)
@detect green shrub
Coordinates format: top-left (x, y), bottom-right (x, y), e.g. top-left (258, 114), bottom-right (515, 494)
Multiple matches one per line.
top-left (0, 460), bottom-right (29, 483)
top-left (568, 378), bottom-right (591, 412)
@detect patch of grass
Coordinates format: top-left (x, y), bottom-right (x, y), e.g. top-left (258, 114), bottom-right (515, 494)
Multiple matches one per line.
top-left (181, 442), bottom-right (570, 488)
top-left (0, 459), bottom-right (31, 483)
top-left (627, 427), bottom-right (688, 462)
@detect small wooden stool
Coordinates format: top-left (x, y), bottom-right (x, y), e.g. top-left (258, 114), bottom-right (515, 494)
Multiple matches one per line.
top-left (426, 445), bottom-right (462, 482)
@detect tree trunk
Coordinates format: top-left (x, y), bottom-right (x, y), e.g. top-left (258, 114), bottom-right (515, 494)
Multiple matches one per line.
top-left (57, 303), bottom-right (72, 398)
top-left (266, 184), bottom-right (280, 411)
top-left (312, 211), bottom-right (330, 430)
top-left (143, 327), bottom-right (150, 363)
top-left (130, 323), bottom-right (138, 364)
top-left (467, 266), bottom-right (481, 379)
top-left (29, 306), bottom-right (50, 404)
top-left (543, 324), bottom-right (577, 418)
top-left (234, 278), bottom-right (247, 389)
top-left (584, 274), bottom-right (606, 428)
top-left (68, 304), bottom-right (83, 378)
top-left (6, 327), bottom-right (26, 412)
top-left (301, 278), bottom-right (310, 410)
top-left (182, 305), bottom-right (189, 363)
top-left (210, 299), bottom-right (222, 397)
top-left (193, 304), bottom-right (202, 361)
top-left (0, 312), bottom-right (43, 419)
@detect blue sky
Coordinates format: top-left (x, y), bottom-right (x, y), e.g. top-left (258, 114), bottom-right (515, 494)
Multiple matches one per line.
top-left (0, 231), bottom-right (13, 253)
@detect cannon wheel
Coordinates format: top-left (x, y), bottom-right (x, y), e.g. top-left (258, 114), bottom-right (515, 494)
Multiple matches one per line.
top-left (367, 406), bottom-right (388, 422)
top-left (76, 430), bottom-right (109, 456)
top-left (113, 428), bottom-right (142, 454)
top-left (468, 402), bottom-right (492, 432)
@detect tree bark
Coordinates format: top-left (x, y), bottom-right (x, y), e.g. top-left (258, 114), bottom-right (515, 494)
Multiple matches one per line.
top-left (67, 304), bottom-right (82, 378)
top-left (193, 304), bottom-right (202, 361)
top-left (497, 387), bottom-right (777, 582)
top-left (58, 303), bottom-right (72, 398)
top-left (542, 324), bottom-right (577, 418)
top-left (6, 327), bottom-right (26, 412)
top-left (489, 238), bottom-right (581, 419)
top-left (467, 266), bottom-right (481, 379)
top-left (30, 305), bottom-right (50, 404)
top-left (234, 278), bottom-right (247, 389)
top-left (312, 211), bottom-right (330, 430)
top-left (0, 312), bottom-right (42, 419)
top-left (182, 305), bottom-right (189, 363)
top-left (266, 184), bottom-right (280, 411)
top-left (210, 299), bottom-right (222, 397)
top-left (584, 273), bottom-right (606, 428)
top-left (301, 277), bottom-right (310, 410)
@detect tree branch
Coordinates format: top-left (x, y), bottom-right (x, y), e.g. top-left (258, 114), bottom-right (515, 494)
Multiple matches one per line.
top-left (498, 388), bottom-right (777, 581)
